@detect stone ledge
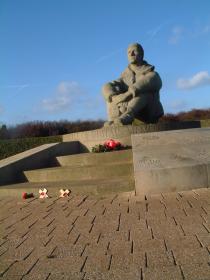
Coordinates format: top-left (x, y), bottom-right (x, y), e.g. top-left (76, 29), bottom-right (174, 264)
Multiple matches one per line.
top-left (63, 121), bottom-right (200, 151)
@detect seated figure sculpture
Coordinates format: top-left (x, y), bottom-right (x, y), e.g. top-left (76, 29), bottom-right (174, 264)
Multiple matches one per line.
top-left (102, 43), bottom-right (164, 126)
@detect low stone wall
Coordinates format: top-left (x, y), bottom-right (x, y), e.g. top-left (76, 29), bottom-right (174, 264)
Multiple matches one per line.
top-left (200, 119), bottom-right (210, 127)
top-left (0, 142), bottom-right (80, 186)
top-left (131, 127), bottom-right (210, 195)
top-left (63, 121), bottom-right (200, 151)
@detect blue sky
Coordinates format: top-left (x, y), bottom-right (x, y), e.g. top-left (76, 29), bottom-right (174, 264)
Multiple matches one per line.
top-left (0, 0), bottom-right (210, 125)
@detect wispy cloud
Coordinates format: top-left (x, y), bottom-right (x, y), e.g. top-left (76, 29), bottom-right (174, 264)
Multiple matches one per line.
top-left (41, 81), bottom-right (84, 113)
top-left (168, 26), bottom-right (184, 44)
top-left (95, 48), bottom-right (124, 64)
top-left (0, 84), bottom-right (30, 93)
top-left (0, 84), bottom-right (46, 98)
top-left (146, 22), bottom-right (169, 42)
top-left (0, 84), bottom-right (30, 101)
top-left (2, 84), bottom-right (29, 88)
top-left (177, 71), bottom-right (210, 90)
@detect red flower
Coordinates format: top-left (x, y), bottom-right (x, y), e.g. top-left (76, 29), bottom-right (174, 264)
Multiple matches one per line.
top-left (22, 192), bottom-right (34, 199)
top-left (22, 192), bottom-right (27, 199)
top-left (104, 139), bottom-right (121, 149)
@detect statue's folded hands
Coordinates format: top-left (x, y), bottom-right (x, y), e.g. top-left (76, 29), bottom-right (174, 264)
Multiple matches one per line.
top-left (112, 91), bottom-right (132, 105)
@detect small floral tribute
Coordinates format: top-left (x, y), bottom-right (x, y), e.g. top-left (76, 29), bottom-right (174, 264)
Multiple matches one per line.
top-left (22, 192), bottom-right (34, 199)
top-left (59, 189), bottom-right (71, 197)
top-left (91, 139), bottom-right (127, 153)
top-left (39, 188), bottom-right (49, 199)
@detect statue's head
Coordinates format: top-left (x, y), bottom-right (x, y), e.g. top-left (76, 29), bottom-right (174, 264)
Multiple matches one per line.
top-left (127, 43), bottom-right (144, 65)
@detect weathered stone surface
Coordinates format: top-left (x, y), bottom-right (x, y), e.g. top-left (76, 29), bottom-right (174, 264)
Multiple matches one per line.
top-left (132, 127), bottom-right (210, 195)
top-left (24, 162), bottom-right (133, 182)
top-left (0, 142), bottom-right (80, 186)
top-left (102, 43), bottom-right (164, 125)
top-left (56, 149), bottom-right (133, 167)
top-left (22, 149), bottom-right (134, 195)
top-left (0, 178), bottom-right (135, 197)
top-left (63, 122), bottom-right (200, 151)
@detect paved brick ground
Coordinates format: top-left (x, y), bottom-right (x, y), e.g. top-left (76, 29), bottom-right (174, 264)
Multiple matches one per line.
top-left (0, 189), bottom-right (210, 279)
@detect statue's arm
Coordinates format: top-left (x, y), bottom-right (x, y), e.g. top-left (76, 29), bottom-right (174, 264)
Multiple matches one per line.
top-left (131, 71), bottom-right (162, 96)
top-left (102, 79), bottom-right (125, 102)
top-left (102, 83), bottom-right (116, 102)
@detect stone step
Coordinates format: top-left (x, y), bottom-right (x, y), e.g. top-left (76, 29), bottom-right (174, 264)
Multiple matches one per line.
top-left (0, 177), bottom-right (135, 196)
top-left (56, 149), bottom-right (132, 167)
top-left (24, 162), bottom-right (134, 182)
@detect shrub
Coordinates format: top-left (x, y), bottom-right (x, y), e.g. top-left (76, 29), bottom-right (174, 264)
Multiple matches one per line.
top-left (4, 120), bottom-right (104, 139)
top-left (0, 135), bottom-right (62, 160)
top-left (160, 108), bottom-right (210, 122)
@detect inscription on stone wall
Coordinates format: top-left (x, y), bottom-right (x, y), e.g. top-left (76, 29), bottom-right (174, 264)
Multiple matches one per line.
top-left (138, 158), bottom-right (161, 168)
top-left (172, 153), bottom-right (193, 162)
top-left (195, 149), bottom-right (209, 160)
top-left (142, 135), bottom-right (160, 141)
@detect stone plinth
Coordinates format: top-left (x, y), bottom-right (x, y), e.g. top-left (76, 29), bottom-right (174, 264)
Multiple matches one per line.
top-left (132, 128), bottom-right (210, 195)
top-left (63, 121), bottom-right (200, 151)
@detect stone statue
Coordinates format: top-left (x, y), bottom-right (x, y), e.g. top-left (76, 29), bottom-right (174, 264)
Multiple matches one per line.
top-left (102, 43), bottom-right (164, 126)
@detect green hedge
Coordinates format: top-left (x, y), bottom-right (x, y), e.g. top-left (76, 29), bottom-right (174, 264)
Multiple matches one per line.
top-left (0, 135), bottom-right (62, 160)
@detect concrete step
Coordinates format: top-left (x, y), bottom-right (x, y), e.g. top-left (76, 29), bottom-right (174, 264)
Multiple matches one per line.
top-left (0, 176), bottom-right (135, 196)
top-left (24, 162), bottom-right (134, 182)
top-left (56, 149), bottom-right (133, 167)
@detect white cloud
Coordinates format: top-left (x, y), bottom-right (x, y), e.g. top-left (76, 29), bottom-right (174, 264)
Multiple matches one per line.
top-left (177, 71), bottom-right (210, 90)
top-left (41, 81), bottom-right (84, 113)
top-left (168, 26), bottom-right (184, 44)
top-left (39, 80), bottom-right (106, 119)
top-left (168, 24), bottom-right (210, 44)
top-left (169, 100), bottom-right (187, 110)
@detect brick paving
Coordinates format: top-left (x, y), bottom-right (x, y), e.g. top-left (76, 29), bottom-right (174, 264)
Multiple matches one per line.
top-left (0, 189), bottom-right (210, 279)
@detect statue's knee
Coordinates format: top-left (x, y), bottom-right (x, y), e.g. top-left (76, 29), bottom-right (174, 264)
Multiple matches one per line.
top-left (102, 83), bottom-right (112, 94)
top-left (102, 83), bottom-right (113, 102)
